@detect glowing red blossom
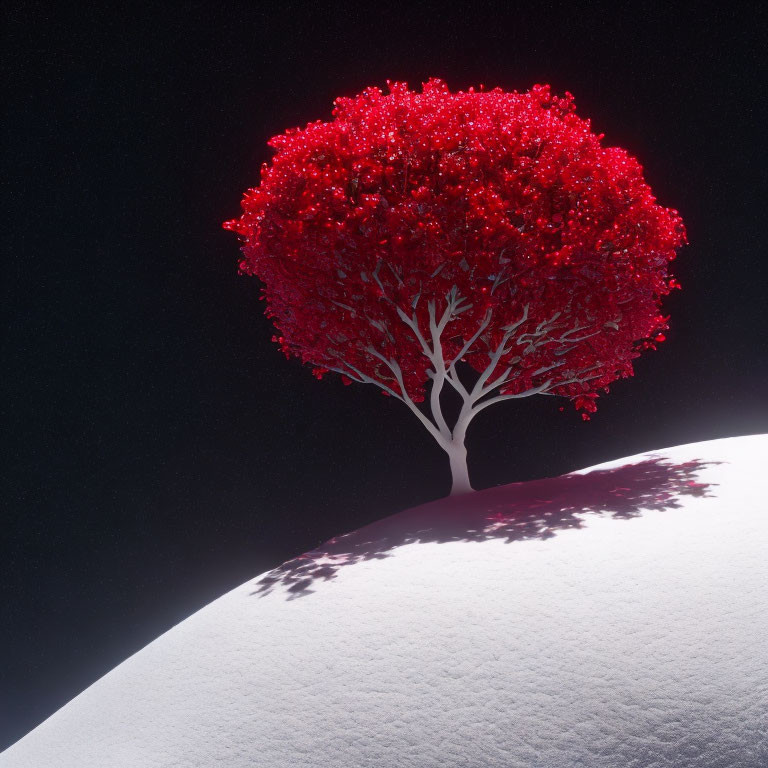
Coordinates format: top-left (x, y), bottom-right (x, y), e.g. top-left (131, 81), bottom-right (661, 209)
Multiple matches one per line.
top-left (224, 79), bottom-right (686, 494)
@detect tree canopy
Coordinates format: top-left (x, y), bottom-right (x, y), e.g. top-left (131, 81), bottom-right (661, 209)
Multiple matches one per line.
top-left (224, 79), bottom-right (686, 492)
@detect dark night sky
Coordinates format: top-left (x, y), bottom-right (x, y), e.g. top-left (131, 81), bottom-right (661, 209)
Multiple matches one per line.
top-left (2, 0), bottom-right (767, 750)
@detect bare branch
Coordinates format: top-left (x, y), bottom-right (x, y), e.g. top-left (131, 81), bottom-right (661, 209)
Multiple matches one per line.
top-left (516, 310), bottom-right (566, 345)
top-left (430, 263), bottom-right (446, 278)
top-left (387, 355), bottom-right (449, 447)
top-left (559, 324), bottom-right (594, 340)
top-left (425, 304), bottom-right (452, 438)
top-left (327, 352), bottom-right (448, 448)
top-left (446, 307), bottom-right (493, 369)
top-left (555, 330), bottom-right (601, 344)
top-left (520, 316), bottom-right (602, 352)
top-left (321, 363), bottom-right (404, 402)
top-left (474, 357), bottom-right (568, 401)
top-left (501, 305), bottom-right (531, 335)
top-left (440, 306), bottom-right (493, 402)
top-left (364, 345), bottom-right (399, 374)
top-left (471, 378), bottom-right (554, 416)
top-left (431, 295), bottom-right (454, 337)
top-left (469, 304), bottom-right (529, 400)
top-left (531, 360), bottom-right (567, 377)
top-left (532, 329), bottom-right (602, 348)
top-left (372, 260), bottom-right (387, 296)
top-left (330, 299), bottom-right (356, 314)
top-left (443, 364), bottom-right (472, 401)
top-left (386, 260), bottom-right (405, 286)
top-left (394, 305), bottom-right (433, 358)
top-left (546, 365), bottom-right (604, 391)
top-left (490, 250), bottom-right (511, 296)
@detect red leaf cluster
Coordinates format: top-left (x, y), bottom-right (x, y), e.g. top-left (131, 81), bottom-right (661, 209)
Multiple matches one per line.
top-left (224, 79), bottom-right (686, 413)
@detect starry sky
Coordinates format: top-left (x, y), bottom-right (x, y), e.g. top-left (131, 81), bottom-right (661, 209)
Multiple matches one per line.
top-left (3, 0), bottom-right (767, 749)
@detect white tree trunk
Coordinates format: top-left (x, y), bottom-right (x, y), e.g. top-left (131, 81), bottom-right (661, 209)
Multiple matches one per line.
top-left (445, 438), bottom-right (473, 495)
top-left (442, 406), bottom-right (474, 495)
top-left (330, 282), bottom-right (605, 498)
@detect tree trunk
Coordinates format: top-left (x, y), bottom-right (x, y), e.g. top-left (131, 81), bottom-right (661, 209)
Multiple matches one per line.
top-left (446, 439), bottom-right (473, 496)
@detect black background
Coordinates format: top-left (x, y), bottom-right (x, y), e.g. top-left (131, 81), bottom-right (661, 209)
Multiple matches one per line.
top-left (3, 0), bottom-right (767, 750)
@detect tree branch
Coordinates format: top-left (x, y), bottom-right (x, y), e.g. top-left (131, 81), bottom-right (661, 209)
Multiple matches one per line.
top-left (393, 305), bottom-right (433, 359)
top-left (546, 365), bottom-right (604, 391)
top-left (387, 355), bottom-right (449, 447)
top-left (445, 307), bottom-right (493, 370)
top-left (443, 363), bottom-right (472, 402)
top-left (471, 378), bottom-right (554, 415)
top-left (469, 304), bottom-right (529, 401)
top-left (321, 362), bottom-right (404, 402)
top-left (426, 300), bottom-right (453, 438)
top-left (474, 357), bottom-right (567, 400)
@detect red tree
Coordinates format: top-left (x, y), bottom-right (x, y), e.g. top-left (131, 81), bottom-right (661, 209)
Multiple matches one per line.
top-left (223, 79), bottom-right (687, 495)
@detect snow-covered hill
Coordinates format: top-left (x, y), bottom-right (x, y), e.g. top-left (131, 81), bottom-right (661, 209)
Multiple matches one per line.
top-left (3, 435), bottom-right (767, 767)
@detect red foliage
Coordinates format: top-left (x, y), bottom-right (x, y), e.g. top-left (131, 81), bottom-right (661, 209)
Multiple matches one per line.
top-left (224, 79), bottom-right (686, 414)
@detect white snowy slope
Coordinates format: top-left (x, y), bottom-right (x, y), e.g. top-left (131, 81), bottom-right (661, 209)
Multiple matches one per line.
top-left (3, 435), bottom-right (768, 768)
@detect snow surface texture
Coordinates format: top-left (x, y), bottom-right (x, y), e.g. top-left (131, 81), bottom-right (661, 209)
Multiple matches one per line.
top-left (3, 435), bottom-right (767, 768)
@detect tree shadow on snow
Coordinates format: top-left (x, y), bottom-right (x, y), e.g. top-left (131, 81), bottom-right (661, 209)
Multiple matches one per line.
top-left (252, 457), bottom-right (722, 600)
